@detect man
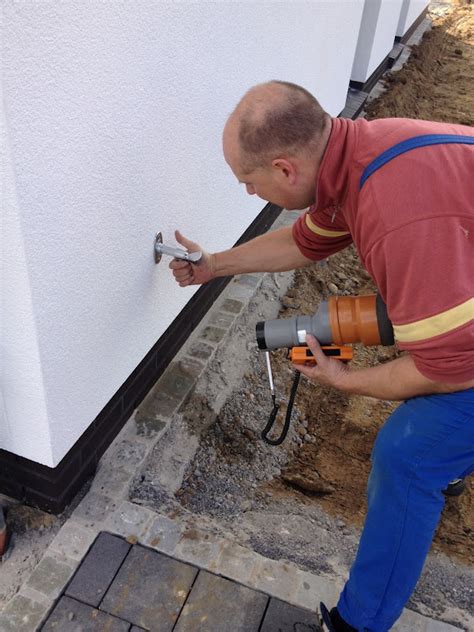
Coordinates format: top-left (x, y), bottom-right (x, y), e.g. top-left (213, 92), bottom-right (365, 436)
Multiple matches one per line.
top-left (170, 81), bottom-right (474, 631)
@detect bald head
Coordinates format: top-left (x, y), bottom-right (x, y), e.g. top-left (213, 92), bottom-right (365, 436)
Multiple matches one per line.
top-left (225, 81), bottom-right (328, 173)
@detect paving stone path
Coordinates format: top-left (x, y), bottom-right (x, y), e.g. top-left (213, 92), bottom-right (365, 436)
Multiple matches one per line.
top-left (40, 532), bottom-right (321, 631)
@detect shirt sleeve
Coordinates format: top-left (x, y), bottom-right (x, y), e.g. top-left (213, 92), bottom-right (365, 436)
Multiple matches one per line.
top-left (365, 218), bottom-right (474, 384)
top-left (292, 204), bottom-right (353, 261)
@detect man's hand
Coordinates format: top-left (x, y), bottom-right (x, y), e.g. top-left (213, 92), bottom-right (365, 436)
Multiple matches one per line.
top-left (292, 335), bottom-right (350, 389)
top-left (169, 231), bottom-right (216, 287)
top-left (294, 335), bottom-right (474, 400)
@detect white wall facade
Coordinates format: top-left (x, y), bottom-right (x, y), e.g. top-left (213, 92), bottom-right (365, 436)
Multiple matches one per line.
top-left (351, 0), bottom-right (404, 83)
top-left (397, 0), bottom-right (429, 37)
top-left (2, 1), bottom-right (366, 467)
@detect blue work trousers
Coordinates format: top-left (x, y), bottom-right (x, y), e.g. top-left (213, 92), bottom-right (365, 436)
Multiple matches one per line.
top-left (337, 388), bottom-right (474, 631)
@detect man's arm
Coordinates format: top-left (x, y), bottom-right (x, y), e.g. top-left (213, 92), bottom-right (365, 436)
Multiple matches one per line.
top-left (296, 336), bottom-right (474, 400)
top-left (170, 225), bottom-right (312, 286)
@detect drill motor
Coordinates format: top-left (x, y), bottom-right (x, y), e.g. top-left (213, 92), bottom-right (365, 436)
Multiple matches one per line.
top-left (256, 293), bottom-right (394, 361)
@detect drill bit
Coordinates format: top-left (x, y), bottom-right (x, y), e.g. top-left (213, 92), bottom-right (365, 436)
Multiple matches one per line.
top-left (265, 351), bottom-right (276, 401)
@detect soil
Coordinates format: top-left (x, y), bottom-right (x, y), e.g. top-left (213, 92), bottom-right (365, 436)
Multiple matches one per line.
top-left (364, 1), bottom-right (473, 126)
top-left (0, 492), bottom-right (83, 607)
top-left (135, 2), bottom-right (474, 628)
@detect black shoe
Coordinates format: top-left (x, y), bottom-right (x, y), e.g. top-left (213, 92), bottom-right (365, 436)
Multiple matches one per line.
top-left (320, 602), bottom-right (335, 631)
top-left (0, 504), bottom-right (9, 557)
top-left (319, 603), bottom-right (357, 632)
top-left (442, 478), bottom-right (465, 497)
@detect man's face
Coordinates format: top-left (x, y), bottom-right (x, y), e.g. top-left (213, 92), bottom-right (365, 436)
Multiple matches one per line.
top-left (223, 121), bottom-right (314, 210)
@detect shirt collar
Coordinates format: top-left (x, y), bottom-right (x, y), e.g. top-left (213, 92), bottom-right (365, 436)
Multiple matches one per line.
top-left (314, 117), bottom-right (356, 211)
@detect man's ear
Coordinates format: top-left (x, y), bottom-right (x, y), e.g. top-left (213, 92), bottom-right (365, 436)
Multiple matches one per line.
top-left (271, 158), bottom-right (297, 184)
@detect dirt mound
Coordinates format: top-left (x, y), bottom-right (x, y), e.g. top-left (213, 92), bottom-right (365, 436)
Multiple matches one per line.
top-left (365, 1), bottom-right (473, 126)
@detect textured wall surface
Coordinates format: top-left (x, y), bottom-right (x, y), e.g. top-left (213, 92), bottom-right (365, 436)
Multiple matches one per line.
top-left (2, 107), bottom-right (54, 463)
top-left (351, 0), bottom-right (404, 83)
top-left (2, 2), bottom-right (366, 466)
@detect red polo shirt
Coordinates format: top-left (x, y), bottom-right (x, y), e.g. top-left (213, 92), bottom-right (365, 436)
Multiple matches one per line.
top-left (292, 117), bottom-right (474, 383)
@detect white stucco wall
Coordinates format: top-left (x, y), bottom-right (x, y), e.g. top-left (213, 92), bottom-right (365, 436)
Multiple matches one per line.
top-left (2, 108), bottom-right (54, 464)
top-left (351, 0), bottom-right (404, 83)
top-left (397, 0), bottom-right (428, 37)
top-left (2, 2), bottom-right (365, 467)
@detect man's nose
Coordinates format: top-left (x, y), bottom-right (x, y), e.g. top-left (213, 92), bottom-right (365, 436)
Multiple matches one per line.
top-left (246, 184), bottom-right (256, 195)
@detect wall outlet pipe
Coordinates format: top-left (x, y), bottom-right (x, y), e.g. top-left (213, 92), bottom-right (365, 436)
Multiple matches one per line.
top-left (154, 232), bottom-right (202, 264)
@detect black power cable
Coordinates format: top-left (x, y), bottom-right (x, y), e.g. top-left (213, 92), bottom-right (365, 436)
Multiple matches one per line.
top-left (261, 371), bottom-right (301, 446)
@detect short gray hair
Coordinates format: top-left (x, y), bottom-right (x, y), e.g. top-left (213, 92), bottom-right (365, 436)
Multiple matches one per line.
top-left (237, 81), bottom-right (327, 172)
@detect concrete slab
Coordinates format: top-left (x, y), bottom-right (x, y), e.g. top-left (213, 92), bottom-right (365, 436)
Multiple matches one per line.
top-left (65, 532), bottom-right (131, 607)
top-left (0, 594), bottom-right (49, 632)
top-left (26, 554), bottom-right (76, 600)
top-left (101, 544), bottom-right (197, 630)
top-left (260, 597), bottom-right (322, 632)
top-left (174, 570), bottom-right (268, 632)
top-left (42, 595), bottom-right (130, 631)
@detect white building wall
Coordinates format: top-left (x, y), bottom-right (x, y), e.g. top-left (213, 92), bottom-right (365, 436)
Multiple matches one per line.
top-left (2, 1), bottom-right (365, 467)
top-left (397, 0), bottom-right (429, 38)
top-left (351, 0), bottom-right (404, 83)
top-left (1, 108), bottom-right (54, 464)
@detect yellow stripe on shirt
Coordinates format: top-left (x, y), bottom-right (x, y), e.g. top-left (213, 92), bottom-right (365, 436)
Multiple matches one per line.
top-left (394, 298), bottom-right (474, 343)
top-left (305, 214), bottom-right (350, 238)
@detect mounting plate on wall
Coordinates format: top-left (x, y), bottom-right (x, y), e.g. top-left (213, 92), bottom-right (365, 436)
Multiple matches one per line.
top-left (154, 232), bottom-right (164, 264)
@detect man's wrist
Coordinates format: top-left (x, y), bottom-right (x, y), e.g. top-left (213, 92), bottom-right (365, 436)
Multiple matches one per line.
top-left (207, 252), bottom-right (217, 279)
top-left (333, 366), bottom-right (357, 393)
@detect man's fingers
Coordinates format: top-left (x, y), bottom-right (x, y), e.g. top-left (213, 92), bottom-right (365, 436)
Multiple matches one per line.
top-left (305, 335), bottom-right (327, 363)
top-left (176, 269), bottom-right (194, 286)
top-left (169, 260), bottom-right (193, 279)
top-left (169, 259), bottom-right (190, 271)
top-left (179, 277), bottom-right (194, 287)
top-left (174, 271), bottom-right (193, 283)
top-left (292, 335), bottom-right (326, 377)
top-left (175, 230), bottom-right (199, 253)
top-left (292, 362), bottom-right (316, 378)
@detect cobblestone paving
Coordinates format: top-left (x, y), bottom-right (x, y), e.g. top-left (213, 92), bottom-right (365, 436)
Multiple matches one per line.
top-left (40, 532), bottom-right (321, 632)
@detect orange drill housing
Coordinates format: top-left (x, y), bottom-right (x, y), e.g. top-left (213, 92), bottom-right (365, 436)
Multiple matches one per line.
top-left (290, 345), bottom-right (353, 364)
top-left (329, 294), bottom-right (382, 346)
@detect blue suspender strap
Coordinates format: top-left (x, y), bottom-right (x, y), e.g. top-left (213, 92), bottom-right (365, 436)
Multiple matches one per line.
top-left (359, 134), bottom-right (474, 190)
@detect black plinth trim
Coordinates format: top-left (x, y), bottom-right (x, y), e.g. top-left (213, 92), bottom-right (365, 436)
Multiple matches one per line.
top-left (339, 87), bottom-right (369, 120)
top-left (350, 47), bottom-right (394, 95)
top-left (351, 6), bottom-right (428, 95)
top-left (395, 6), bottom-right (429, 44)
top-left (0, 203), bottom-right (282, 513)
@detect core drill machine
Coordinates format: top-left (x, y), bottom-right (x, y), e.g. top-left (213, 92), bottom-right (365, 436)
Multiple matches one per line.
top-left (256, 293), bottom-right (394, 444)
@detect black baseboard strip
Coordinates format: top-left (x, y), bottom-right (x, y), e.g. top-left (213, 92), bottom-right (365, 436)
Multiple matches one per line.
top-left (350, 43), bottom-right (395, 95)
top-left (349, 34), bottom-right (410, 95)
top-left (0, 203), bottom-right (282, 513)
top-left (395, 6), bottom-right (429, 45)
top-left (339, 88), bottom-right (369, 120)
